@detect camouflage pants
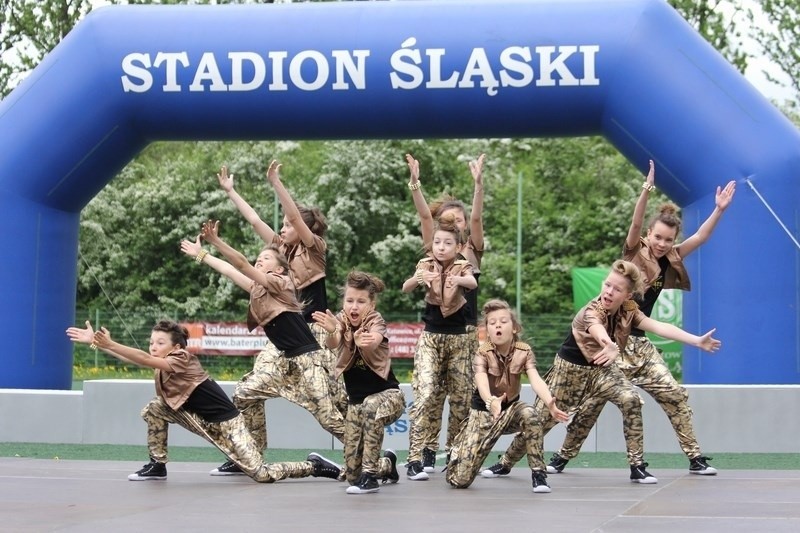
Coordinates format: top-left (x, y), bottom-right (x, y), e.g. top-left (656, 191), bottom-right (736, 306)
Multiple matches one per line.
top-left (423, 326), bottom-right (479, 454)
top-left (235, 346), bottom-right (346, 452)
top-left (407, 330), bottom-right (474, 462)
top-left (140, 397), bottom-right (313, 483)
top-left (446, 401), bottom-right (543, 489)
top-left (342, 388), bottom-right (406, 484)
top-left (499, 356), bottom-right (645, 467)
top-left (557, 335), bottom-right (700, 459)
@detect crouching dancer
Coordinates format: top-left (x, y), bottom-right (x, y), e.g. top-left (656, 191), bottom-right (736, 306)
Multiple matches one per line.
top-left (66, 320), bottom-right (341, 484)
top-left (445, 299), bottom-right (568, 493)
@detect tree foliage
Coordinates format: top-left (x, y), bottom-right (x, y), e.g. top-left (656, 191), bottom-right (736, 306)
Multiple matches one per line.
top-left (749, 0), bottom-right (800, 98)
top-left (669, 0), bottom-right (749, 73)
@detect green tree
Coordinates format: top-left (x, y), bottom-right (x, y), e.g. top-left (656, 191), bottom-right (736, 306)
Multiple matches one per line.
top-left (749, 0), bottom-right (800, 99)
top-left (669, 0), bottom-right (748, 73)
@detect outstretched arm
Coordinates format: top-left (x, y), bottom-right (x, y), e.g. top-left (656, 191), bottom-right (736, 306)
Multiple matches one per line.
top-left (475, 371), bottom-right (507, 420)
top-left (676, 180), bottom-right (736, 258)
top-left (266, 160), bottom-right (315, 248)
top-left (638, 317), bottom-right (721, 352)
top-left (93, 328), bottom-right (173, 371)
top-left (217, 166), bottom-right (277, 244)
top-left (66, 320), bottom-right (136, 364)
top-left (526, 368), bottom-right (569, 423)
top-left (625, 159), bottom-right (655, 250)
top-left (200, 220), bottom-right (270, 287)
top-left (180, 235), bottom-right (252, 292)
top-left (468, 154), bottom-right (485, 253)
top-left (406, 154), bottom-right (435, 247)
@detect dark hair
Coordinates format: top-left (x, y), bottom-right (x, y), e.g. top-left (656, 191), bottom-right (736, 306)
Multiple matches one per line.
top-left (297, 203), bottom-right (328, 237)
top-left (648, 203), bottom-right (682, 236)
top-left (610, 260), bottom-right (645, 299)
top-left (481, 299), bottom-right (523, 343)
top-left (343, 270), bottom-right (385, 301)
top-left (433, 211), bottom-right (468, 246)
top-left (151, 320), bottom-right (189, 349)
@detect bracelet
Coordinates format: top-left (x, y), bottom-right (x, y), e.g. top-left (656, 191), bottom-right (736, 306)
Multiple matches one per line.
top-left (415, 270), bottom-right (424, 286)
top-left (484, 395), bottom-right (498, 411)
top-left (89, 342), bottom-right (97, 351)
top-left (195, 249), bottom-right (208, 264)
top-left (408, 181), bottom-right (422, 191)
top-left (327, 324), bottom-right (341, 336)
top-left (642, 182), bottom-right (656, 192)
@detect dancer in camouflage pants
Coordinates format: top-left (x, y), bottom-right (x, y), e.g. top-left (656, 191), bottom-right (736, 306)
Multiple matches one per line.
top-left (555, 336), bottom-right (699, 462)
top-left (342, 388), bottom-right (406, 484)
top-left (142, 397), bottom-right (320, 483)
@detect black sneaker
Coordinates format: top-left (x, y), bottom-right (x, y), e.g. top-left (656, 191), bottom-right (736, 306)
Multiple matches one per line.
top-left (531, 470), bottom-right (551, 493)
top-left (546, 453), bottom-right (569, 474)
top-left (406, 460), bottom-right (429, 481)
top-left (209, 460), bottom-right (245, 476)
top-left (307, 452), bottom-right (342, 480)
top-left (480, 461), bottom-right (511, 478)
top-left (128, 459), bottom-right (166, 481)
top-left (689, 455), bottom-right (718, 475)
top-left (382, 449), bottom-right (399, 484)
top-left (422, 448), bottom-right (436, 473)
top-left (345, 473), bottom-right (380, 494)
top-left (630, 462), bottom-right (658, 484)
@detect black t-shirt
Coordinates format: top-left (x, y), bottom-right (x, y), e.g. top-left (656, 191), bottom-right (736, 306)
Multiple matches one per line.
top-left (463, 272), bottom-right (480, 326)
top-left (184, 379), bottom-right (239, 423)
top-left (342, 352), bottom-right (400, 405)
top-left (423, 302), bottom-right (468, 334)
top-left (263, 311), bottom-right (320, 357)
top-left (556, 330), bottom-right (592, 366)
top-left (299, 277), bottom-right (327, 323)
top-left (631, 255), bottom-right (669, 335)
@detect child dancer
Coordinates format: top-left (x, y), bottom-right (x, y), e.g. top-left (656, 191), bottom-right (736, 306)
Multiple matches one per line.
top-left (211, 160), bottom-right (346, 475)
top-left (180, 221), bottom-right (345, 476)
top-left (401, 212), bottom-right (477, 481)
top-left (544, 161), bottom-right (735, 476)
top-left (446, 299), bottom-right (568, 492)
top-left (66, 320), bottom-right (341, 483)
top-left (482, 260), bottom-right (721, 485)
top-left (313, 271), bottom-right (406, 495)
top-left (405, 152), bottom-right (485, 472)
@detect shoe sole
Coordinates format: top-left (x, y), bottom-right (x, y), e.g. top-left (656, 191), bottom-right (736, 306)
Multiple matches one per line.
top-left (345, 486), bottom-right (380, 494)
top-left (307, 452), bottom-right (342, 471)
top-left (546, 466), bottom-right (565, 474)
top-left (532, 486), bottom-right (552, 493)
top-left (422, 466), bottom-right (435, 473)
top-left (209, 470), bottom-right (246, 476)
top-left (631, 477), bottom-right (658, 484)
top-left (128, 475), bottom-right (166, 481)
top-left (407, 472), bottom-right (429, 481)
top-left (480, 470), bottom-right (509, 478)
top-left (690, 469), bottom-right (718, 475)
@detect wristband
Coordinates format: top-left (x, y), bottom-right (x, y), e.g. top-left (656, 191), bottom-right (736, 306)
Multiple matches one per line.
top-left (485, 395), bottom-right (498, 411)
top-left (642, 182), bottom-right (656, 192)
top-left (408, 181), bottom-right (422, 191)
top-left (416, 270), bottom-right (425, 286)
top-left (195, 249), bottom-right (208, 264)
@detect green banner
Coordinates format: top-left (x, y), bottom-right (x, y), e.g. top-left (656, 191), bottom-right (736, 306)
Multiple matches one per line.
top-left (571, 267), bottom-right (683, 381)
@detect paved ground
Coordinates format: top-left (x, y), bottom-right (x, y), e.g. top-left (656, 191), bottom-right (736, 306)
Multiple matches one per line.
top-left (1, 457), bottom-right (799, 532)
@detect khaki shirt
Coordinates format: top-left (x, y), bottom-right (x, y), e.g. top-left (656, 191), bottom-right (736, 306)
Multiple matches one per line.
top-left (246, 273), bottom-right (303, 331)
top-left (416, 256), bottom-right (474, 317)
top-left (473, 341), bottom-right (537, 400)
top-left (333, 310), bottom-right (391, 380)
top-left (272, 234), bottom-right (327, 290)
top-left (624, 237), bottom-right (691, 291)
top-left (572, 298), bottom-right (646, 361)
top-left (154, 349), bottom-right (209, 410)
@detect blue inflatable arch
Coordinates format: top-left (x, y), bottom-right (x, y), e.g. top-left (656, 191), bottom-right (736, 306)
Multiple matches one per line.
top-left (1, 0), bottom-right (798, 389)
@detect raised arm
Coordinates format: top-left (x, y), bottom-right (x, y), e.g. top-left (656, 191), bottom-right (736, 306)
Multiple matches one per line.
top-left (93, 327), bottom-right (173, 371)
top-left (676, 180), bottom-right (736, 258)
top-left (266, 160), bottom-right (315, 248)
top-left (200, 220), bottom-right (270, 288)
top-left (638, 317), bottom-right (721, 353)
top-left (180, 234), bottom-right (252, 292)
top-left (625, 159), bottom-right (655, 250)
top-left (217, 166), bottom-right (277, 244)
top-left (468, 154), bottom-right (485, 252)
top-left (406, 154), bottom-right (435, 247)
